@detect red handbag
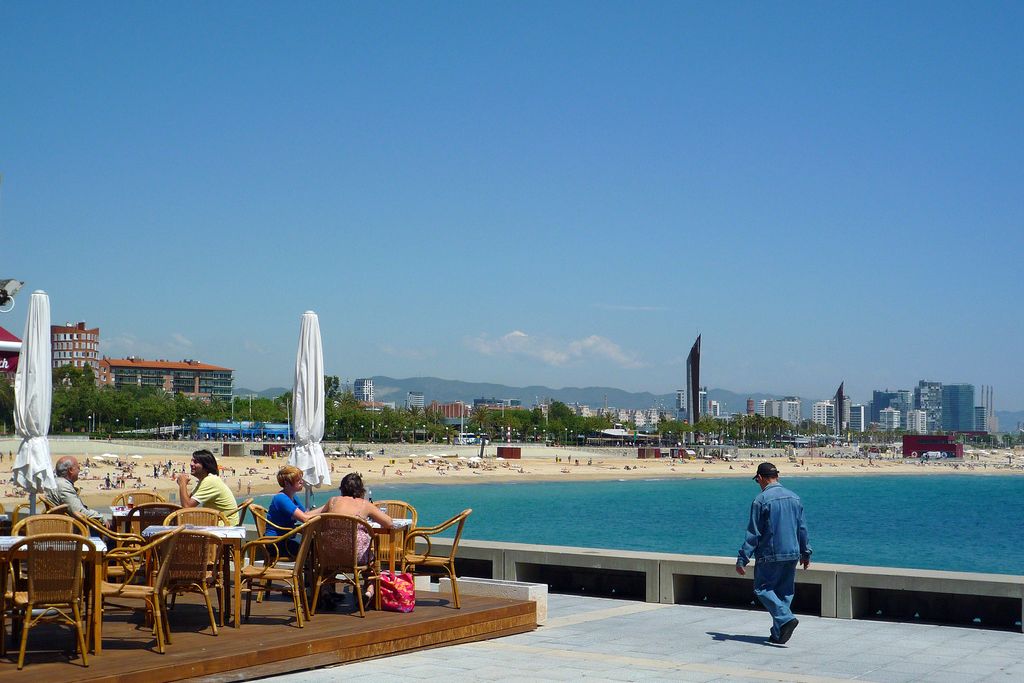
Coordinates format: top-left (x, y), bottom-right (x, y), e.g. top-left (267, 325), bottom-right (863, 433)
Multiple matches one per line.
top-left (379, 570), bottom-right (415, 612)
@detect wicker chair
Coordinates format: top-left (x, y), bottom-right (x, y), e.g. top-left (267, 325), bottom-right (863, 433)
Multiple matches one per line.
top-left (123, 502), bottom-right (181, 535)
top-left (163, 507), bottom-right (230, 527)
top-left (240, 518), bottom-right (317, 627)
top-left (100, 527), bottom-right (184, 653)
top-left (10, 502), bottom-right (31, 525)
top-left (402, 509), bottom-right (472, 608)
top-left (372, 500), bottom-right (418, 563)
top-left (12, 513), bottom-right (89, 537)
top-left (230, 498), bottom-right (254, 526)
top-left (248, 503), bottom-right (292, 537)
top-left (7, 534), bottom-right (93, 669)
top-left (309, 514), bottom-right (379, 618)
top-left (111, 491), bottom-right (166, 506)
top-left (73, 513), bottom-right (146, 584)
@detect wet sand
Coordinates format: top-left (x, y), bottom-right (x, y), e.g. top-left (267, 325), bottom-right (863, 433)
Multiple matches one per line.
top-left (1, 437), bottom-right (1020, 510)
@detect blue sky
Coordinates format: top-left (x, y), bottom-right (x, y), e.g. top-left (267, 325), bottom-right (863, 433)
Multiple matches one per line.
top-left (2, 2), bottom-right (1022, 408)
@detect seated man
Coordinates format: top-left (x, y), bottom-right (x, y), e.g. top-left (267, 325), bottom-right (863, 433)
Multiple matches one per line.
top-left (175, 449), bottom-right (240, 525)
top-left (46, 456), bottom-right (106, 521)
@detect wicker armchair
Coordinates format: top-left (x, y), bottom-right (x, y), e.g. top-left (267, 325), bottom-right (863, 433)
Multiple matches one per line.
top-left (372, 499), bottom-right (418, 562)
top-left (111, 491), bottom-right (166, 506)
top-left (7, 534), bottom-right (93, 669)
top-left (240, 518), bottom-right (317, 627)
top-left (100, 527), bottom-right (184, 653)
top-left (402, 509), bottom-right (472, 608)
top-left (163, 507), bottom-right (230, 527)
top-left (12, 513), bottom-right (88, 537)
top-left (309, 514), bottom-right (379, 618)
top-left (73, 513), bottom-right (146, 583)
top-left (123, 502), bottom-right (181, 535)
top-left (248, 503), bottom-right (292, 537)
top-left (230, 498), bottom-right (254, 526)
top-left (10, 502), bottom-right (31, 525)
top-left (161, 530), bottom-right (222, 641)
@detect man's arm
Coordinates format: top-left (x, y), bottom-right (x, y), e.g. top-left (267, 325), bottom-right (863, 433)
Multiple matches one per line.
top-left (736, 500), bottom-right (762, 574)
top-left (797, 501), bottom-right (812, 569)
top-left (55, 480), bottom-right (104, 520)
top-left (175, 473), bottom-right (200, 508)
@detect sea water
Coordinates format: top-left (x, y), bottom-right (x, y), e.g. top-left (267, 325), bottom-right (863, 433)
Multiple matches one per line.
top-left (259, 475), bottom-right (1024, 575)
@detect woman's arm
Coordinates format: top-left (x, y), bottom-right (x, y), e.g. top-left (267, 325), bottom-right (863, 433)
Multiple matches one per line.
top-left (365, 500), bottom-right (394, 529)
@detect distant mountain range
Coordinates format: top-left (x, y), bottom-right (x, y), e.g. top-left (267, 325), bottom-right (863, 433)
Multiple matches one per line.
top-left (235, 376), bottom-right (1024, 432)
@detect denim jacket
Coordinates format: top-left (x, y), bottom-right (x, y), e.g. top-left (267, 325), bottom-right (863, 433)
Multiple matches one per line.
top-left (737, 482), bottom-right (811, 566)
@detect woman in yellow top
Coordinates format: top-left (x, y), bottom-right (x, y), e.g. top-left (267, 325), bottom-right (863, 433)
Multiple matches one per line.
top-left (175, 449), bottom-right (239, 525)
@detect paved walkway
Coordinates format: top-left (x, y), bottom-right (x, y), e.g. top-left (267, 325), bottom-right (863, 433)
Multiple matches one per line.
top-left (262, 594), bottom-right (1024, 682)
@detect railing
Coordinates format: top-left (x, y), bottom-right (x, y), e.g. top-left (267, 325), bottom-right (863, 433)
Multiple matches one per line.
top-left (424, 538), bottom-right (1024, 633)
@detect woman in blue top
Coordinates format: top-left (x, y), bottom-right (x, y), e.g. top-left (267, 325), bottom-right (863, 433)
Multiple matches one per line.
top-left (267, 465), bottom-right (320, 557)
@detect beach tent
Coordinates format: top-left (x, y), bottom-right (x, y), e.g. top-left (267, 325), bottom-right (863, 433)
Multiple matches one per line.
top-left (12, 291), bottom-right (57, 513)
top-left (287, 311), bottom-right (330, 507)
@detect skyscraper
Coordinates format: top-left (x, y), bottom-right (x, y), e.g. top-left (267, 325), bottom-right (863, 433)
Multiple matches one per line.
top-left (915, 381), bottom-right (943, 433)
top-left (685, 335), bottom-right (701, 425)
top-left (941, 384), bottom-right (975, 432)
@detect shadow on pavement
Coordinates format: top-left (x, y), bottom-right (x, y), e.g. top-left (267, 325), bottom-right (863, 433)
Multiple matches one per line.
top-left (706, 631), bottom-right (779, 646)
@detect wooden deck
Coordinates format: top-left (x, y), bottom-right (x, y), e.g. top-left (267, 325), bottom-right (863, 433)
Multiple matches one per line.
top-left (0, 590), bottom-right (536, 681)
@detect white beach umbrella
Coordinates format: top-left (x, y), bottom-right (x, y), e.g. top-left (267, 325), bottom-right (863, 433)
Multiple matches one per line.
top-left (13, 291), bottom-right (57, 512)
top-left (287, 311), bottom-right (330, 507)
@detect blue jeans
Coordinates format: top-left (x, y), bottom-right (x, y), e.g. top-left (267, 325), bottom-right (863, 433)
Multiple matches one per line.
top-left (753, 560), bottom-right (797, 638)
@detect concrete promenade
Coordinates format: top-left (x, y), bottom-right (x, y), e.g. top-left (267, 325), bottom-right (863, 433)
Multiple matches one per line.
top-left (264, 594), bottom-right (1023, 682)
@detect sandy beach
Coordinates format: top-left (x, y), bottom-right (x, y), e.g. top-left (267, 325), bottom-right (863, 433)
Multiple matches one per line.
top-left (2, 437), bottom-right (1021, 510)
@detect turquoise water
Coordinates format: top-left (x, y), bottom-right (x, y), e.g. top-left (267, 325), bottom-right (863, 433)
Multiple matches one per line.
top-left (258, 475), bottom-right (1024, 575)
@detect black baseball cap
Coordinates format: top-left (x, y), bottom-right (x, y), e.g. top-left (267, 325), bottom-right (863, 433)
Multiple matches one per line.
top-left (753, 462), bottom-right (779, 480)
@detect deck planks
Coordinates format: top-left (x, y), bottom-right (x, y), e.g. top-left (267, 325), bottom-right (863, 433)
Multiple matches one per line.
top-left (0, 591), bottom-right (536, 682)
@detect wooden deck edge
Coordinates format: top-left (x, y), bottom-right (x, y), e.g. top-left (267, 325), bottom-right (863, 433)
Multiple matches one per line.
top-left (85, 601), bottom-right (537, 683)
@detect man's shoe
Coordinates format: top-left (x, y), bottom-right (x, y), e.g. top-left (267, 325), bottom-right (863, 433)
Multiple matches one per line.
top-left (768, 633), bottom-right (781, 644)
top-left (778, 618), bottom-right (799, 644)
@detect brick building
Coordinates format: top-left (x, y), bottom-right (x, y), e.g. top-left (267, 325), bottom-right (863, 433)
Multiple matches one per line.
top-left (98, 357), bottom-right (233, 400)
top-left (51, 321), bottom-right (100, 371)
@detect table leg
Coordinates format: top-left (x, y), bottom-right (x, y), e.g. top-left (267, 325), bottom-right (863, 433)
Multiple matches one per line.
top-left (232, 541), bottom-right (242, 627)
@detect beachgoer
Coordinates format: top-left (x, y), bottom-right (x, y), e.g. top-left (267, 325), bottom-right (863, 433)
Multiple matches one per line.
top-left (320, 472), bottom-right (393, 564)
top-left (736, 462), bottom-right (811, 645)
top-left (266, 465), bottom-right (320, 556)
top-left (46, 456), bottom-right (106, 522)
top-left (175, 449), bottom-right (239, 525)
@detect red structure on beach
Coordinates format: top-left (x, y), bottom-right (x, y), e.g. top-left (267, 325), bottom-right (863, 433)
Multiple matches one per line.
top-left (902, 434), bottom-right (962, 459)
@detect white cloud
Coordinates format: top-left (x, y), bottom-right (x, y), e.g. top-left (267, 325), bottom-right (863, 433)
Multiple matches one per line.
top-left (171, 333), bottom-right (194, 348)
top-left (466, 331), bottom-right (644, 369)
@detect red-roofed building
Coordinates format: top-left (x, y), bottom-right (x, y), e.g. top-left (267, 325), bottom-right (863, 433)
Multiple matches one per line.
top-left (51, 321), bottom-right (100, 372)
top-left (98, 357), bottom-right (233, 401)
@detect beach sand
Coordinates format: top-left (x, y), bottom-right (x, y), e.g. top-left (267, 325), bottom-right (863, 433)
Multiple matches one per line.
top-left (1, 437), bottom-right (1021, 510)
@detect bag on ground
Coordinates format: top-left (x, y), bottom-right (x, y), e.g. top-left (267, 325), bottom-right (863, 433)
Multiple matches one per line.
top-left (379, 570), bottom-right (415, 612)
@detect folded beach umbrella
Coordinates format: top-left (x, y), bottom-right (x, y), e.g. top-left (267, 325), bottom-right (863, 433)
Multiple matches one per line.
top-left (287, 311), bottom-right (330, 507)
top-left (13, 291), bottom-right (57, 512)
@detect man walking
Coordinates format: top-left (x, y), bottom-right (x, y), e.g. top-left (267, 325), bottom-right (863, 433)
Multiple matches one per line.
top-left (736, 462), bottom-right (811, 644)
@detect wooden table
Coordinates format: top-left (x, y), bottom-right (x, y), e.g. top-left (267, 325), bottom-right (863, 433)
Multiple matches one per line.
top-left (142, 525), bottom-right (246, 628)
top-left (0, 536), bottom-right (108, 654)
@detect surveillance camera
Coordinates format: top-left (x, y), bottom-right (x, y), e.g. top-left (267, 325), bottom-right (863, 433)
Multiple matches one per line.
top-left (0, 279), bottom-right (24, 311)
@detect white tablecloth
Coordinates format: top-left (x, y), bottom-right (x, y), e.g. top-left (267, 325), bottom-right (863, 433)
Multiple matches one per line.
top-left (142, 525), bottom-right (247, 539)
top-left (0, 536), bottom-right (107, 552)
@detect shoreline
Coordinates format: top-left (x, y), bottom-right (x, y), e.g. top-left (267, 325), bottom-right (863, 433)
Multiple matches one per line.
top-left (2, 437), bottom-right (1020, 509)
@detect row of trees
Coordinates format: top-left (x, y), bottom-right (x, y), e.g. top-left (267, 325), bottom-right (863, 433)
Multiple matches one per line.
top-left (1, 366), bottom-right (1018, 447)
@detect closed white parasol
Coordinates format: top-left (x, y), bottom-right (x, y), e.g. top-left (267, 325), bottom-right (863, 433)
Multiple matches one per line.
top-left (287, 311), bottom-right (330, 507)
top-left (13, 291), bottom-right (57, 512)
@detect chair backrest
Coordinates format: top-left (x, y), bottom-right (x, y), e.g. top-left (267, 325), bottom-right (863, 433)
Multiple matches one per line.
top-left (11, 502), bottom-right (31, 525)
top-left (444, 509), bottom-right (472, 561)
top-left (45, 504), bottom-right (70, 516)
top-left (112, 491), bottom-right (166, 506)
top-left (40, 498), bottom-right (57, 512)
top-left (232, 498), bottom-right (254, 526)
top-left (12, 513), bottom-right (89, 537)
top-left (155, 530), bottom-right (219, 593)
top-left (163, 507), bottom-right (230, 527)
top-left (249, 504), bottom-right (269, 536)
top-left (374, 500), bottom-right (418, 527)
top-left (125, 502), bottom-right (182, 534)
top-left (313, 514), bottom-right (372, 576)
top-left (10, 534), bottom-right (90, 604)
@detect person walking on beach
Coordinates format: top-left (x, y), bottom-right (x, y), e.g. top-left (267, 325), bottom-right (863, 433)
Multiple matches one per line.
top-left (736, 462), bottom-right (811, 645)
